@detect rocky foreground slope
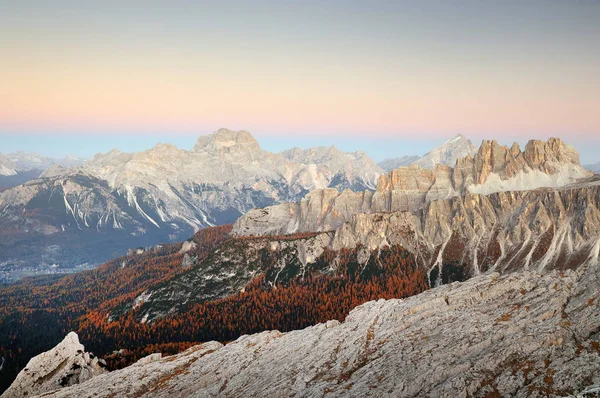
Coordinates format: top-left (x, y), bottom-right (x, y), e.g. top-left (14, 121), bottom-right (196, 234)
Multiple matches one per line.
top-left (11, 258), bottom-right (600, 397)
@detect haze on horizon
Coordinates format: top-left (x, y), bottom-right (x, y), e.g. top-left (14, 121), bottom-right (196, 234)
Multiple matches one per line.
top-left (1, 0), bottom-right (599, 161)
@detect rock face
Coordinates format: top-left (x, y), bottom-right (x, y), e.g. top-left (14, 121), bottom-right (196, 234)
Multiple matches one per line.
top-left (377, 155), bottom-right (420, 172)
top-left (28, 260), bottom-right (600, 397)
top-left (332, 177), bottom-right (600, 284)
top-left (233, 138), bottom-right (590, 237)
top-left (412, 134), bottom-right (477, 169)
top-left (235, 175), bottom-right (600, 284)
top-left (0, 129), bottom-right (383, 276)
top-left (280, 146), bottom-right (383, 191)
top-left (1, 332), bottom-right (106, 398)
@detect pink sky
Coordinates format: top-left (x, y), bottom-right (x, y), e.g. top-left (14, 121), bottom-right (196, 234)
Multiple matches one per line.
top-left (1, 2), bottom-right (599, 142)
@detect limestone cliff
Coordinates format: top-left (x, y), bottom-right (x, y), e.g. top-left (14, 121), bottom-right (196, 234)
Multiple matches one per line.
top-left (233, 138), bottom-right (589, 237)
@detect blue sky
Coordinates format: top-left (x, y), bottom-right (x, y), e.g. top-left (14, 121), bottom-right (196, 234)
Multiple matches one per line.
top-left (4, 131), bottom-right (598, 164)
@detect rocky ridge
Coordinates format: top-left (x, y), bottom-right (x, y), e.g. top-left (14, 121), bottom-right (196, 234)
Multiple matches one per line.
top-left (2, 152), bottom-right (86, 172)
top-left (1, 332), bottom-right (106, 398)
top-left (122, 232), bottom-right (335, 323)
top-left (20, 258), bottom-right (600, 397)
top-left (233, 138), bottom-right (589, 236)
top-left (376, 134), bottom-right (475, 172)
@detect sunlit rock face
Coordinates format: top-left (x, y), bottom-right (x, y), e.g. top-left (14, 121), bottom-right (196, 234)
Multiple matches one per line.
top-left (234, 137), bottom-right (590, 238)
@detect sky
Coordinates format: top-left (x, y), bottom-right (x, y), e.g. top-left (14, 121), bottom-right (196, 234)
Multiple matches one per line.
top-left (1, 0), bottom-right (599, 162)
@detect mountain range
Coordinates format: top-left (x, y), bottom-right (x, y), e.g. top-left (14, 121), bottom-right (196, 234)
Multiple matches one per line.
top-left (0, 152), bottom-right (87, 192)
top-left (0, 129), bottom-right (479, 280)
top-left (0, 129), bottom-right (384, 278)
top-left (1, 134), bottom-right (599, 397)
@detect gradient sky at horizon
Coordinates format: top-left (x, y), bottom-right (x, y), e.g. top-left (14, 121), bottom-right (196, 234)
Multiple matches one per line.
top-left (1, 1), bottom-right (599, 162)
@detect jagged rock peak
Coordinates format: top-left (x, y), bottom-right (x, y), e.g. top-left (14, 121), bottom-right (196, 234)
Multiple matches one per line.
top-left (0, 154), bottom-right (17, 176)
top-left (233, 137), bottom-right (591, 238)
top-left (413, 134), bottom-right (477, 169)
top-left (192, 128), bottom-right (260, 152)
top-left (1, 332), bottom-right (106, 398)
top-left (462, 137), bottom-right (583, 187)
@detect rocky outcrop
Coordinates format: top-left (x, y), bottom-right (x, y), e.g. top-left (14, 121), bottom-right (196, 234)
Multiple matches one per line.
top-left (1, 332), bottom-right (106, 398)
top-left (29, 259), bottom-right (600, 397)
top-left (233, 138), bottom-right (590, 237)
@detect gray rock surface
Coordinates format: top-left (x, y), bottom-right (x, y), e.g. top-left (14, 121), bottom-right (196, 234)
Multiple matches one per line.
top-left (332, 177), bottom-right (600, 282)
top-left (29, 260), bottom-right (600, 397)
top-left (1, 332), bottom-right (106, 398)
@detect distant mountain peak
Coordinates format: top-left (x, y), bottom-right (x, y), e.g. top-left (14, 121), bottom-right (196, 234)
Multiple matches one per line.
top-left (413, 134), bottom-right (477, 169)
top-left (193, 128), bottom-right (260, 152)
